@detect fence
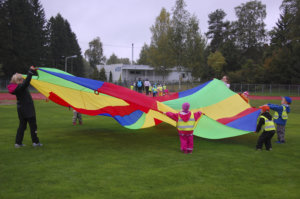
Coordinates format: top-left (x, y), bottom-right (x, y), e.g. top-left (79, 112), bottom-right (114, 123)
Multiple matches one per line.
top-left (1, 78), bottom-right (300, 96)
top-left (230, 83), bottom-right (300, 96)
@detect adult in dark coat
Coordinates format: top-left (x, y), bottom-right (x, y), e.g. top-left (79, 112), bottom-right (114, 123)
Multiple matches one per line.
top-left (7, 66), bottom-right (42, 148)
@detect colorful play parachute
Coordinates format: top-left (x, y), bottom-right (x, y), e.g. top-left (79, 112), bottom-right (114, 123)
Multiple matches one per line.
top-left (28, 67), bottom-right (261, 139)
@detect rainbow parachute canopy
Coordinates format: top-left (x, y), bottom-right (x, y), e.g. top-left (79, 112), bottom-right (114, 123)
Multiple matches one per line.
top-left (28, 68), bottom-right (261, 139)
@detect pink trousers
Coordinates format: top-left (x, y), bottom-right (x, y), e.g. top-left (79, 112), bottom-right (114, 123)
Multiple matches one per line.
top-left (179, 133), bottom-right (193, 153)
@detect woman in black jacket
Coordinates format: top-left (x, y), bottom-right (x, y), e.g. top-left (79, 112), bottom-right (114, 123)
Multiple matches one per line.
top-left (7, 66), bottom-right (42, 148)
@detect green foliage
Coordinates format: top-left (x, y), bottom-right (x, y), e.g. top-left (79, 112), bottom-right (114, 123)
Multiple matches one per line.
top-left (47, 14), bottom-right (83, 76)
top-left (106, 53), bottom-right (119, 65)
top-left (206, 9), bottom-right (230, 52)
top-left (0, 0), bottom-right (48, 77)
top-left (169, 0), bottom-right (190, 66)
top-left (0, 1), bottom-right (84, 77)
top-left (118, 74), bottom-right (122, 84)
top-left (98, 67), bottom-right (107, 81)
top-left (229, 59), bottom-right (264, 83)
top-left (109, 71), bottom-right (113, 82)
top-left (185, 15), bottom-right (206, 80)
top-left (264, 0), bottom-right (300, 84)
top-left (106, 53), bottom-right (131, 65)
top-left (82, 58), bottom-right (94, 78)
top-left (207, 51), bottom-right (226, 78)
top-left (0, 100), bottom-right (300, 198)
top-left (137, 44), bottom-right (150, 65)
top-left (234, 0), bottom-right (267, 50)
top-left (84, 37), bottom-right (105, 68)
top-left (148, 8), bottom-right (173, 68)
top-left (144, 1), bottom-right (206, 80)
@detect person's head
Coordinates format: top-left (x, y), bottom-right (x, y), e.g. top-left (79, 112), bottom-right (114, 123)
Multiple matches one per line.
top-left (221, 75), bottom-right (229, 83)
top-left (282, 96), bottom-right (292, 105)
top-left (10, 73), bottom-right (23, 84)
top-left (259, 105), bottom-right (270, 113)
top-left (242, 91), bottom-right (249, 98)
top-left (182, 102), bottom-right (190, 113)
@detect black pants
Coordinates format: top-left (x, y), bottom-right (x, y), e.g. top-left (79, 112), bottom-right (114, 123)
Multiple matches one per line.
top-left (16, 113), bottom-right (39, 144)
top-left (145, 86), bottom-right (149, 95)
top-left (256, 131), bottom-right (275, 150)
top-left (137, 88), bottom-right (143, 93)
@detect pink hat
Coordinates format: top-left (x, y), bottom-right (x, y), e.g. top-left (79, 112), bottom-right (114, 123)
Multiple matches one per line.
top-left (243, 91), bottom-right (249, 98)
top-left (182, 102), bottom-right (190, 113)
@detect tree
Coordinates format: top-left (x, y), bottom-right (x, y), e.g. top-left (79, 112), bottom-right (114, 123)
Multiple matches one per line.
top-left (84, 37), bottom-right (105, 68)
top-left (106, 53), bottom-right (119, 65)
top-left (207, 51), bottom-right (226, 78)
top-left (185, 15), bottom-right (206, 79)
top-left (118, 58), bottom-right (131, 64)
top-left (46, 14), bottom-right (83, 76)
top-left (234, 0), bottom-right (267, 60)
top-left (118, 74), bottom-right (122, 84)
top-left (109, 71), bottom-right (112, 82)
top-left (148, 8), bottom-right (173, 80)
top-left (0, 0), bottom-right (48, 77)
top-left (137, 44), bottom-right (150, 65)
top-left (106, 53), bottom-right (131, 65)
top-left (264, 0), bottom-right (300, 84)
top-left (206, 9), bottom-right (230, 52)
top-left (98, 67), bottom-right (107, 81)
top-left (169, 0), bottom-right (190, 66)
top-left (82, 57), bottom-right (94, 78)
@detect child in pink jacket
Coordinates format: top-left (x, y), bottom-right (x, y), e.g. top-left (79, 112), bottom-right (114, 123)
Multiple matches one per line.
top-left (164, 102), bottom-right (203, 154)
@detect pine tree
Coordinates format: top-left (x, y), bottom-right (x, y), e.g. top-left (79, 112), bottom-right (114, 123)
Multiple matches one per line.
top-left (99, 67), bottom-right (107, 81)
top-left (0, 0), bottom-right (48, 77)
top-left (46, 14), bottom-right (83, 76)
top-left (109, 71), bottom-right (112, 82)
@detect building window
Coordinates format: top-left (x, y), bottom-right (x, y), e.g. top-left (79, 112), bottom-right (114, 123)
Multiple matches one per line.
top-left (115, 67), bottom-right (121, 72)
top-left (130, 70), bottom-right (141, 74)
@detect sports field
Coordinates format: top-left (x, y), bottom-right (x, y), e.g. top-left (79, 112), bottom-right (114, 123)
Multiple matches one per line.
top-left (0, 99), bottom-right (299, 199)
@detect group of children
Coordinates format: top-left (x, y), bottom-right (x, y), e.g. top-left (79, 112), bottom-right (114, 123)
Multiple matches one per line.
top-left (255, 96), bottom-right (292, 151)
top-left (8, 69), bottom-right (292, 152)
top-left (130, 80), bottom-right (168, 97)
top-left (163, 94), bottom-right (292, 154)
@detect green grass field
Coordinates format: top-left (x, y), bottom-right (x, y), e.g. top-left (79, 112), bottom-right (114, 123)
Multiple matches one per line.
top-left (0, 99), bottom-right (299, 199)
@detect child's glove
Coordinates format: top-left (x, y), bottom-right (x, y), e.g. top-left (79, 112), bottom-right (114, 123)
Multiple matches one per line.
top-left (259, 105), bottom-right (270, 112)
top-left (30, 66), bottom-right (38, 71)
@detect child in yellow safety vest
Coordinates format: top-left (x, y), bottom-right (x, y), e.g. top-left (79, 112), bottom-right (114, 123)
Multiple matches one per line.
top-left (267, 96), bottom-right (292, 144)
top-left (164, 102), bottom-right (203, 154)
top-left (157, 84), bottom-right (163, 96)
top-left (255, 105), bottom-right (276, 151)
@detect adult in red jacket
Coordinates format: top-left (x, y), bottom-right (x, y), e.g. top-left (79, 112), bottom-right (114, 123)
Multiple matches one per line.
top-left (164, 103), bottom-right (203, 154)
top-left (7, 66), bottom-right (42, 148)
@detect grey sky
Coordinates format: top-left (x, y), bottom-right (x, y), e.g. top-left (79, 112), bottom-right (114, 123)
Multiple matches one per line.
top-left (40, 0), bottom-right (283, 61)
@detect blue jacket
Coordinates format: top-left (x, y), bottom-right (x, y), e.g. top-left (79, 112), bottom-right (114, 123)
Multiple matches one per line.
top-left (268, 104), bottom-right (290, 126)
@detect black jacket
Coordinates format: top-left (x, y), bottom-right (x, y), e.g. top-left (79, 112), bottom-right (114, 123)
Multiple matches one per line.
top-left (11, 69), bottom-right (37, 118)
top-left (256, 112), bottom-right (273, 133)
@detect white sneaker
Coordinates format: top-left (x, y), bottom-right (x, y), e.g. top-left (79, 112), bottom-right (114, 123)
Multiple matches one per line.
top-left (15, 144), bottom-right (25, 148)
top-left (32, 143), bottom-right (43, 147)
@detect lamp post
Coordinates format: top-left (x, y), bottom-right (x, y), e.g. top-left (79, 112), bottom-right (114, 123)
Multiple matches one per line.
top-left (65, 55), bottom-right (77, 72)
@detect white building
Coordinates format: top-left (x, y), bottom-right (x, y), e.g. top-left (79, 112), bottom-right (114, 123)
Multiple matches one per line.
top-left (96, 64), bottom-right (193, 83)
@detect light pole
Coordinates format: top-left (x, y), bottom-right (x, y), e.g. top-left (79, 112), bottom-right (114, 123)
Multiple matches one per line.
top-left (65, 55), bottom-right (77, 72)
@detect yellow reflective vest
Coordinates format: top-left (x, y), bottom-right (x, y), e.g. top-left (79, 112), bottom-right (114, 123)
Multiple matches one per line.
top-left (260, 115), bottom-right (276, 131)
top-left (177, 113), bottom-right (196, 131)
top-left (274, 105), bottom-right (288, 120)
